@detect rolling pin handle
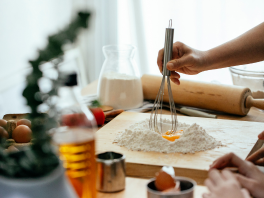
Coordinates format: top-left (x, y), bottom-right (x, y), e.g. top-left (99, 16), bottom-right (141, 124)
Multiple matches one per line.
top-left (246, 95), bottom-right (264, 110)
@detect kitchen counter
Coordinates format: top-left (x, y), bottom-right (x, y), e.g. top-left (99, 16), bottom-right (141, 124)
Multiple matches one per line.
top-left (82, 80), bottom-right (264, 198)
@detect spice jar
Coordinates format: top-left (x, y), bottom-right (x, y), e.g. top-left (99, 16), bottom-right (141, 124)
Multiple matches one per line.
top-left (97, 44), bottom-right (143, 110)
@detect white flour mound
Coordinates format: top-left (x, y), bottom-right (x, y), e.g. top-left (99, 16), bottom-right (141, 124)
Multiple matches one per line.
top-left (113, 119), bottom-right (222, 154)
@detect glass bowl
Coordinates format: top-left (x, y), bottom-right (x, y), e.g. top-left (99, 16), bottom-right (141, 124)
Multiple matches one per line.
top-left (229, 65), bottom-right (264, 98)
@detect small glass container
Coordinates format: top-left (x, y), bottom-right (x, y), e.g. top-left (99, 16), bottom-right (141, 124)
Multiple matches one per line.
top-left (229, 65), bottom-right (264, 98)
top-left (97, 44), bottom-right (143, 110)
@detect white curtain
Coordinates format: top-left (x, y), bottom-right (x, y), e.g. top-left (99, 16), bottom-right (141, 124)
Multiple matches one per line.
top-left (1, 0), bottom-right (264, 117)
top-left (117, 0), bottom-right (264, 85)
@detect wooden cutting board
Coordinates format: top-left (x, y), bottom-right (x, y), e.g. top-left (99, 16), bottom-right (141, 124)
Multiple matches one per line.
top-left (96, 112), bottom-right (264, 185)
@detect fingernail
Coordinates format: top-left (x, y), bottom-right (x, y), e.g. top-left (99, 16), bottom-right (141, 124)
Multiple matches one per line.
top-left (171, 78), bottom-right (179, 85)
top-left (167, 63), bottom-right (173, 69)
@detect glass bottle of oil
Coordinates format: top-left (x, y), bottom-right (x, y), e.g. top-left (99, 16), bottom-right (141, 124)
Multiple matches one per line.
top-left (53, 73), bottom-right (97, 198)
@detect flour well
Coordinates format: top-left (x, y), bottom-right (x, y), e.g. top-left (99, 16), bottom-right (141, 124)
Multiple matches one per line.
top-left (113, 119), bottom-right (222, 153)
top-left (98, 72), bottom-right (143, 110)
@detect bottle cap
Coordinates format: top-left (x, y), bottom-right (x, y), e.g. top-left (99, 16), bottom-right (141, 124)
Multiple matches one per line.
top-left (64, 73), bottom-right (77, 86)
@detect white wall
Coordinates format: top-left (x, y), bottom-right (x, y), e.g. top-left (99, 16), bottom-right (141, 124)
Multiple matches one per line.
top-left (0, 0), bottom-right (72, 117)
top-left (118, 0), bottom-right (264, 84)
top-left (0, 0), bottom-right (118, 118)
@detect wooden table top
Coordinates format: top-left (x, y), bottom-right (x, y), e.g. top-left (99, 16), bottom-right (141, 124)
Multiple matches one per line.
top-left (82, 80), bottom-right (264, 198)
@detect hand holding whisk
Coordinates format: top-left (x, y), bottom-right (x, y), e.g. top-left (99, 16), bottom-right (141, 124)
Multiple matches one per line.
top-left (149, 19), bottom-right (178, 134)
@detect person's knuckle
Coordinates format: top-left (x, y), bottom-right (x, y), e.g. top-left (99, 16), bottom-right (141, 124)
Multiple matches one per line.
top-left (174, 41), bottom-right (183, 47)
top-left (229, 180), bottom-right (238, 188)
top-left (247, 181), bottom-right (257, 191)
top-left (173, 59), bottom-right (179, 64)
top-left (208, 169), bottom-right (216, 177)
top-left (204, 178), bottom-right (210, 186)
top-left (245, 161), bottom-right (254, 168)
top-left (169, 60), bottom-right (177, 67)
top-left (189, 54), bottom-right (197, 62)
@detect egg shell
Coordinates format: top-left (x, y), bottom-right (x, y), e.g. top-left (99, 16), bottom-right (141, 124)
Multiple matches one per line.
top-left (0, 119), bottom-right (7, 129)
top-left (162, 181), bottom-right (181, 193)
top-left (17, 119), bottom-right (31, 128)
top-left (0, 126), bottom-right (9, 139)
top-left (12, 125), bottom-right (32, 143)
top-left (155, 170), bottom-right (176, 191)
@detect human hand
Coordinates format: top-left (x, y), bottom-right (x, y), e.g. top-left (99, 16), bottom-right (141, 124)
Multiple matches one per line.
top-left (157, 42), bottom-right (208, 85)
top-left (258, 131), bottom-right (264, 140)
top-left (246, 131), bottom-right (264, 166)
top-left (210, 152), bottom-right (264, 198)
top-left (203, 169), bottom-right (250, 198)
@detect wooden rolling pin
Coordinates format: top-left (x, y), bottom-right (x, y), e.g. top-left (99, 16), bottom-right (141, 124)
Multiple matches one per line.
top-left (141, 74), bottom-right (264, 116)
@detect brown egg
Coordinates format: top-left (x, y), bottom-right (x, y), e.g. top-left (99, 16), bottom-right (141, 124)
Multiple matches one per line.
top-left (0, 126), bottom-right (9, 139)
top-left (0, 119), bottom-right (7, 129)
top-left (12, 125), bottom-right (32, 143)
top-left (162, 181), bottom-right (181, 193)
top-left (155, 170), bottom-right (176, 191)
top-left (17, 119), bottom-right (31, 128)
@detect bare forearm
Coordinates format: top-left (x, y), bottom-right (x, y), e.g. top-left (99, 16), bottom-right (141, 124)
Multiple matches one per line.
top-left (205, 22), bottom-right (264, 70)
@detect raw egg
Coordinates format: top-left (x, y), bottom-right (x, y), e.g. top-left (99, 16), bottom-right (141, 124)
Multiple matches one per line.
top-left (162, 130), bottom-right (183, 142)
top-left (12, 125), bottom-right (32, 143)
top-left (17, 119), bottom-right (31, 128)
top-left (155, 170), bottom-right (176, 191)
top-left (0, 119), bottom-right (7, 129)
top-left (0, 126), bottom-right (9, 139)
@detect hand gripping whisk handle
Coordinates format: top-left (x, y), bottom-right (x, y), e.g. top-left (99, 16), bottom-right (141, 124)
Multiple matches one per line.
top-left (162, 19), bottom-right (174, 76)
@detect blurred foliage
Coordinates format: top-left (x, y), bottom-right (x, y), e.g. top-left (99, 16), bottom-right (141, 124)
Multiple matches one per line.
top-left (0, 12), bottom-right (90, 178)
top-left (90, 100), bottom-right (102, 108)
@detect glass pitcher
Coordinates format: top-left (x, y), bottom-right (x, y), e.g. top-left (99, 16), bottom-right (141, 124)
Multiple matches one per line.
top-left (97, 45), bottom-right (143, 110)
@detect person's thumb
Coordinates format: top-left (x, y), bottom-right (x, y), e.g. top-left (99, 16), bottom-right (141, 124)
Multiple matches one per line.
top-left (166, 55), bottom-right (190, 71)
top-left (241, 188), bottom-right (251, 198)
top-left (236, 174), bottom-right (256, 192)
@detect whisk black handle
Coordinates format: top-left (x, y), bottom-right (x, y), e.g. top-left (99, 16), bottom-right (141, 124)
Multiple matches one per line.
top-left (162, 19), bottom-right (174, 76)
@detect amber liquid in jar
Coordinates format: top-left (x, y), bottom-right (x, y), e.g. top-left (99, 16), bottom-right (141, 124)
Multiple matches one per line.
top-left (54, 127), bottom-right (96, 198)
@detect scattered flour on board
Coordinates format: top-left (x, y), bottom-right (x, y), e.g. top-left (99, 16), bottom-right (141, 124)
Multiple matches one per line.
top-left (113, 119), bottom-right (222, 154)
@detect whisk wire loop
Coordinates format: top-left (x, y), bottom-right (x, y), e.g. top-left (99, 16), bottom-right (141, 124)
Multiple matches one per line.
top-left (167, 77), bottom-right (177, 132)
top-left (149, 20), bottom-right (178, 134)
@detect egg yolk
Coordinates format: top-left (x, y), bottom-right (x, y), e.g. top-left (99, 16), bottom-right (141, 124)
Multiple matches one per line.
top-left (162, 130), bottom-right (183, 142)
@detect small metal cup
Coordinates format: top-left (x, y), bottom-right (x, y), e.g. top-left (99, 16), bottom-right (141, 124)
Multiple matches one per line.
top-left (96, 151), bottom-right (126, 192)
top-left (147, 176), bottom-right (196, 198)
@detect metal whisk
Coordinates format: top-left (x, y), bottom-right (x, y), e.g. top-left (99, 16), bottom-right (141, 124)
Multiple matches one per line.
top-left (149, 19), bottom-right (178, 134)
